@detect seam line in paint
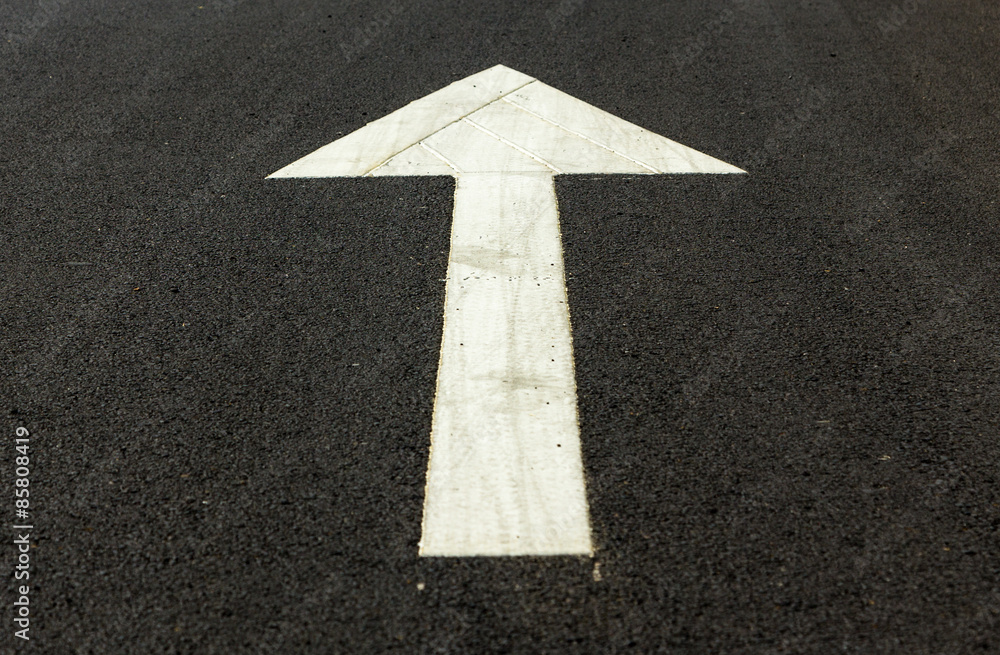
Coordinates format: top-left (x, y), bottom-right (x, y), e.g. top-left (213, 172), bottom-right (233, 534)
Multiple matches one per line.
top-left (360, 78), bottom-right (538, 176)
top-left (417, 142), bottom-right (463, 174)
top-left (460, 117), bottom-right (563, 174)
top-left (500, 95), bottom-right (662, 174)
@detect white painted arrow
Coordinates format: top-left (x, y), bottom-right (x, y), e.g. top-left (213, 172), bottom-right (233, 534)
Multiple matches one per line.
top-left (269, 64), bottom-right (744, 557)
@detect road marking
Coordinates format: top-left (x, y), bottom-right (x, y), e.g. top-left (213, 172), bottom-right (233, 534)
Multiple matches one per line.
top-left (422, 172), bottom-right (589, 556)
top-left (269, 66), bottom-right (534, 178)
top-left (268, 64), bottom-right (745, 556)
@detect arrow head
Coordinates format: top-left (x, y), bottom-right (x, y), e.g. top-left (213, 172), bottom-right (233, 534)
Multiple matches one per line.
top-left (268, 64), bottom-right (745, 178)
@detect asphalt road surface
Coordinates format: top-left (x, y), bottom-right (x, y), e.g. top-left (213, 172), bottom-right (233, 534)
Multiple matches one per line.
top-left (2, 0), bottom-right (999, 652)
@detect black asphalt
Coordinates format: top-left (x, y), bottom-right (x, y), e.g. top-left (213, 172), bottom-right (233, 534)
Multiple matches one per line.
top-left (2, 0), bottom-right (999, 652)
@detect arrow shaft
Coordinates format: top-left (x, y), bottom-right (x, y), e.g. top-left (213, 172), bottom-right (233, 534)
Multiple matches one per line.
top-left (419, 173), bottom-right (592, 556)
